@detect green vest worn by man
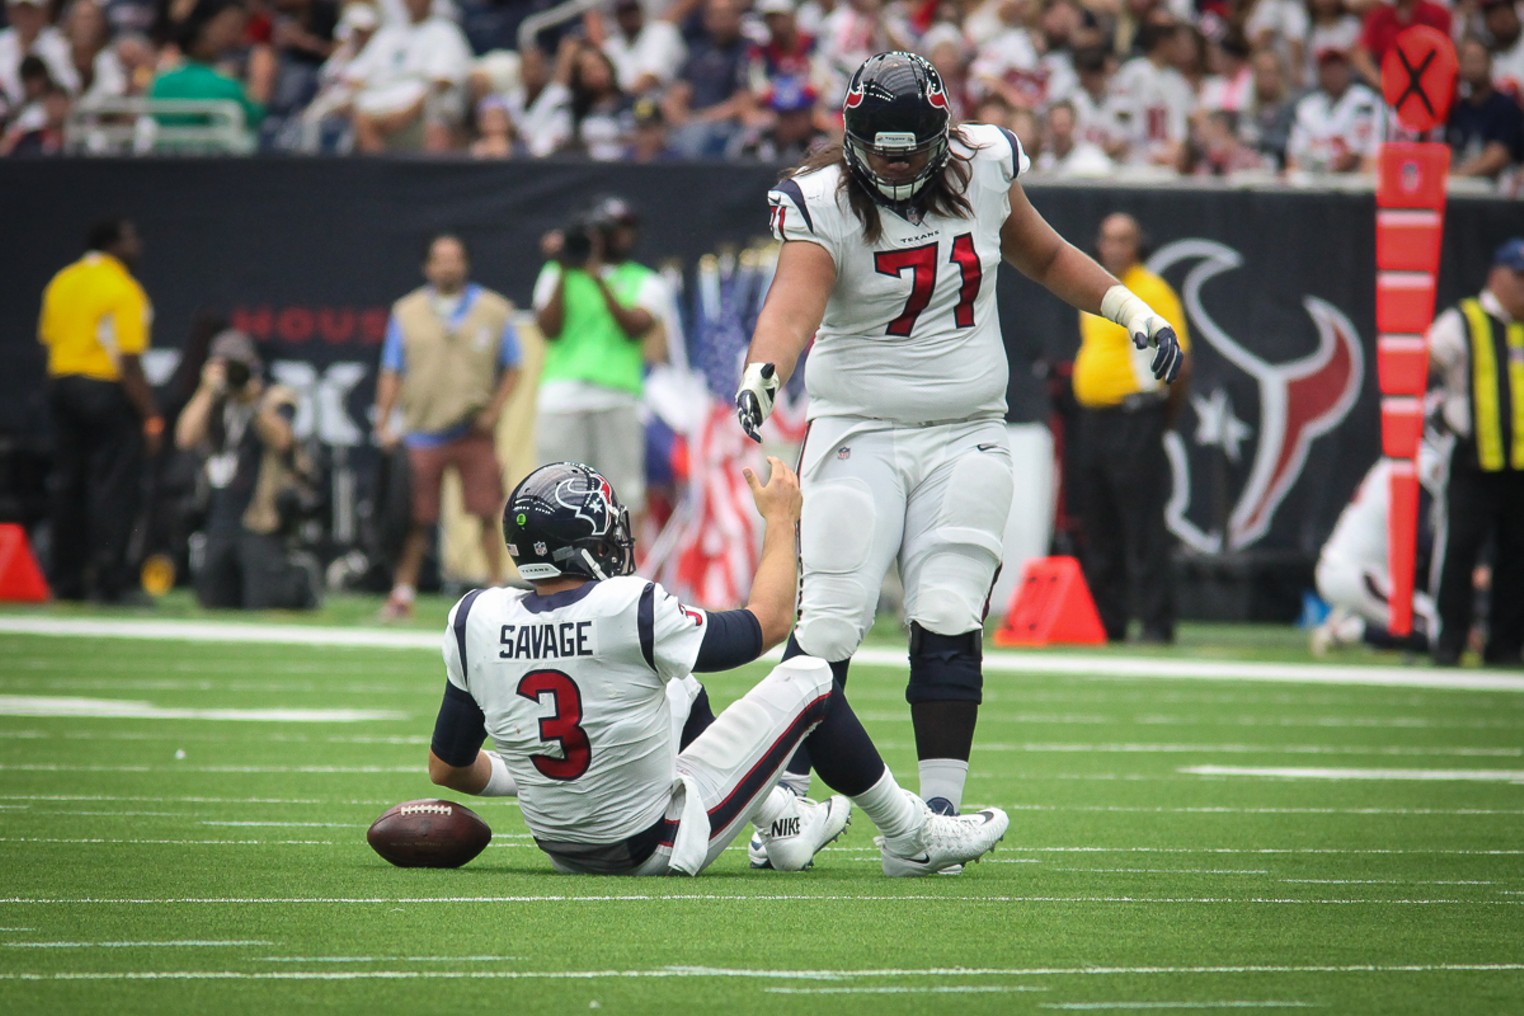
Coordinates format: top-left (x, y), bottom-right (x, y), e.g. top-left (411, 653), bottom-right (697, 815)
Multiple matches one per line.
top-left (541, 262), bottom-right (652, 396)
top-left (393, 286), bottom-right (514, 436)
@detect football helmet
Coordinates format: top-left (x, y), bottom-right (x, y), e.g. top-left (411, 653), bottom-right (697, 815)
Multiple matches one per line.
top-left (503, 462), bottom-right (635, 581)
top-left (842, 51), bottom-right (952, 205)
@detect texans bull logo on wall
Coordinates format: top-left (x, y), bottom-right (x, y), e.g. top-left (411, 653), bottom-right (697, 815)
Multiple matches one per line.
top-left (1149, 239), bottom-right (1365, 554)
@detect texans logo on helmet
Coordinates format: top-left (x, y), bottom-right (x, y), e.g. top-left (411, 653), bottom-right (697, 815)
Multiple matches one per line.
top-left (1150, 239), bottom-right (1365, 553)
top-left (554, 474), bottom-right (614, 535)
top-left (926, 81), bottom-right (949, 109)
top-left (843, 81), bottom-right (865, 110)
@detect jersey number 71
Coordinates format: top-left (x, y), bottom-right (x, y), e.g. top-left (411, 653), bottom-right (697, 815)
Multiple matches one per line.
top-left (874, 232), bottom-right (981, 337)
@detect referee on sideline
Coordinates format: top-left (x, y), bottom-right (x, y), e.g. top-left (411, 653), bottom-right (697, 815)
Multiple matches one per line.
top-left (1072, 213), bottom-right (1191, 644)
top-left (38, 218), bottom-right (163, 604)
top-left (1426, 237), bottom-right (1524, 667)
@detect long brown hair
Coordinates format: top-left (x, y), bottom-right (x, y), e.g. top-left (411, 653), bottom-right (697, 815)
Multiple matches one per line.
top-left (783, 125), bottom-right (983, 244)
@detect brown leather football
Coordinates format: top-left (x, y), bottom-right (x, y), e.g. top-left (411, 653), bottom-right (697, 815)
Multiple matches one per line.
top-left (366, 799), bottom-right (492, 868)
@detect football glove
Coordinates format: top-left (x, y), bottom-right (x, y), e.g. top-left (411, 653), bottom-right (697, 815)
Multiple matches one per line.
top-left (1101, 285), bottom-right (1183, 384)
top-left (735, 362), bottom-right (780, 443)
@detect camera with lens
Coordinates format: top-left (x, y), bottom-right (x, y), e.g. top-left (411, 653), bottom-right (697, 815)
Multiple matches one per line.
top-left (559, 213), bottom-right (601, 268)
top-left (224, 360), bottom-right (253, 390)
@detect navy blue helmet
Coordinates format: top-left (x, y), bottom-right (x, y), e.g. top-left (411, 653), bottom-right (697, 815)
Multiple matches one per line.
top-left (842, 51), bottom-right (952, 204)
top-left (503, 462), bottom-right (635, 581)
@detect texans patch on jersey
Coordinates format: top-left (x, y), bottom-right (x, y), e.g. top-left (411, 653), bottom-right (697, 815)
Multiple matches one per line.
top-left (679, 605), bottom-right (703, 627)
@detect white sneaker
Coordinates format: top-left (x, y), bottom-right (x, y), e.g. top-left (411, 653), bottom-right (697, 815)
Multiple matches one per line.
top-left (753, 795), bottom-right (852, 872)
top-left (876, 793), bottom-right (1009, 877)
top-left (749, 778), bottom-right (810, 869)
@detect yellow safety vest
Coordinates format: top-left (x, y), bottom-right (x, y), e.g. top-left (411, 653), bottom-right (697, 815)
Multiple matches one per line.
top-left (1459, 298), bottom-right (1524, 472)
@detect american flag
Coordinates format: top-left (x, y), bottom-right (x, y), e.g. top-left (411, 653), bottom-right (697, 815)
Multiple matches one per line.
top-left (671, 253), bottom-right (769, 608)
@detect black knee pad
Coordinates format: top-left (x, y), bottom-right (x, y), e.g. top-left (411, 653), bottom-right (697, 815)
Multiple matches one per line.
top-left (905, 622), bottom-right (983, 705)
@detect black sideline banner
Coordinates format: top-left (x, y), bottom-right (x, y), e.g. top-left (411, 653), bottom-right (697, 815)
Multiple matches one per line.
top-left (0, 159), bottom-right (1515, 558)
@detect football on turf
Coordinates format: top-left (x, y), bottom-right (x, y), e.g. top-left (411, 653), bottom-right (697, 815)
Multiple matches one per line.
top-left (366, 799), bottom-right (492, 868)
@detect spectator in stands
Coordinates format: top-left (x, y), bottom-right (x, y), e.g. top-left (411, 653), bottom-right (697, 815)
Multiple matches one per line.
top-left (345, 0), bottom-right (470, 152)
top-left (1238, 46), bottom-right (1296, 169)
top-left (114, 32), bottom-right (156, 96)
top-left (1, 0), bottom-right (76, 110)
top-left (1068, 44), bottom-right (1129, 162)
top-left (298, 0), bottom-right (378, 149)
top-left (1425, 238), bottom-right (1524, 666)
top-left (1112, 20), bottom-right (1195, 169)
top-left (624, 92), bottom-right (677, 161)
top-left (923, 23), bottom-right (973, 120)
top-left (373, 233), bottom-right (522, 620)
top-left (1304, 0), bottom-right (1361, 90)
top-left (733, 74), bottom-right (826, 160)
top-left (1352, 0), bottom-right (1451, 89)
top-left (0, 64), bottom-right (67, 154)
top-left (601, 0), bottom-right (685, 96)
top-left (1181, 108), bottom-right (1267, 175)
top-left (1009, 104), bottom-right (1042, 161)
top-left (1483, 0), bottom-right (1524, 99)
top-left (1072, 212), bottom-right (1190, 644)
top-left (1033, 96), bottom-right (1114, 175)
top-left (1448, 37), bottom-right (1524, 185)
top-left (812, 0), bottom-right (911, 102)
top-left (756, 0), bottom-right (813, 82)
top-left (265, 0), bottom-right (338, 131)
top-left (534, 196), bottom-right (669, 535)
top-left (1286, 44), bottom-right (1383, 175)
top-left (968, 0), bottom-right (1044, 111)
top-left (663, 0), bottom-right (756, 157)
top-left (37, 218), bottom-right (162, 604)
top-left (150, 0), bottom-right (270, 138)
top-left (1245, 0), bottom-right (1309, 89)
top-left (65, 0), bottom-right (127, 105)
top-left (175, 330), bottom-right (320, 611)
top-left (556, 41), bottom-right (632, 160)
top-left (505, 43), bottom-right (565, 157)
top-left (468, 93), bottom-right (517, 157)
top-left (1198, 29), bottom-right (1253, 114)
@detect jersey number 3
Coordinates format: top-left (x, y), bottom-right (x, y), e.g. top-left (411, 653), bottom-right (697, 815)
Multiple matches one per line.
top-left (875, 232), bottom-right (981, 337)
top-left (516, 669), bottom-right (591, 780)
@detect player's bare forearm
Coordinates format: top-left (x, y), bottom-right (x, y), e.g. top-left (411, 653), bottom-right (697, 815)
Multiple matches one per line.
top-left (427, 749), bottom-right (491, 794)
top-left (175, 386), bottom-right (214, 450)
top-left (1001, 184), bottom-right (1116, 313)
top-left (742, 457), bottom-right (802, 649)
top-left (746, 241), bottom-right (835, 383)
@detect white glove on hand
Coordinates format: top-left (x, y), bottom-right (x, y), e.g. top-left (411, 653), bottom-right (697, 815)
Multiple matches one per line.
top-left (1101, 285), bottom-right (1183, 384)
top-left (735, 362), bottom-right (780, 443)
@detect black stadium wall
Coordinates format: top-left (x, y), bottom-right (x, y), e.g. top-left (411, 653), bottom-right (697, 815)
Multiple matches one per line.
top-left (0, 159), bottom-right (1516, 610)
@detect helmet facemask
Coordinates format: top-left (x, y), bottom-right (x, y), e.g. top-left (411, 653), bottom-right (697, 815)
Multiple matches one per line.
top-left (841, 51), bottom-right (953, 206)
top-left (844, 129), bottom-right (950, 204)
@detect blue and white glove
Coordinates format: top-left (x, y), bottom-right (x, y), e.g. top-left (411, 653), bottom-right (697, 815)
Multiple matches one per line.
top-left (735, 362), bottom-right (780, 443)
top-left (1102, 285), bottom-right (1183, 384)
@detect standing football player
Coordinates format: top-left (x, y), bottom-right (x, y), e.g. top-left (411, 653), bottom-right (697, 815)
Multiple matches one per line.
top-left (735, 52), bottom-right (1183, 842)
top-left (426, 458), bottom-right (1009, 876)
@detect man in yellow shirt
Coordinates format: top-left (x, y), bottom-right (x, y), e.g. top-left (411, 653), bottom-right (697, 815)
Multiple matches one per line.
top-left (38, 218), bottom-right (162, 603)
top-left (1072, 213), bottom-right (1191, 644)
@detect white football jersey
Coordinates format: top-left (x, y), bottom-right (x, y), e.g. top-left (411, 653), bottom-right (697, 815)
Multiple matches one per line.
top-left (1287, 83), bottom-right (1385, 170)
top-left (1320, 460), bottom-right (1391, 571)
top-left (1111, 56), bottom-right (1195, 164)
top-left (444, 578), bottom-right (708, 844)
top-left (768, 122), bottom-right (1024, 425)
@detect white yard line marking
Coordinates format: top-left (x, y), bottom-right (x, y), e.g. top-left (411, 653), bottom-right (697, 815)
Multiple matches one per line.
top-left (0, 895), bottom-right (1516, 906)
top-left (765, 986), bottom-right (1048, 995)
top-left (1041, 1004), bottom-right (1316, 1011)
top-left (200, 822), bottom-right (362, 829)
top-left (0, 696), bottom-right (403, 723)
top-left (1280, 880), bottom-right (1499, 886)
top-left (256, 956), bottom-right (520, 963)
top-left (0, 838), bottom-right (342, 846)
top-left (0, 795), bottom-right (375, 804)
top-left (1049, 869), bottom-right (1272, 876)
top-left (889, 743), bottom-right (1523, 758)
top-left (1, 963), bottom-right (1521, 983)
top-left (0, 765), bottom-right (418, 774)
top-left (3, 941), bottom-right (271, 949)
top-left (5, 615), bottom-right (1523, 691)
top-left (1182, 766), bottom-right (1524, 782)
top-left (1003, 805), bottom-right (1524, 816)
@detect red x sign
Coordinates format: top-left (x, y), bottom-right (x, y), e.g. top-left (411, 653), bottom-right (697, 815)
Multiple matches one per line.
top-left (1381, 26), bottom-right (1458, 132)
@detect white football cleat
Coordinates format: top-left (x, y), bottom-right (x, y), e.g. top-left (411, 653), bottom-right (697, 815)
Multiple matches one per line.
top-left (877, 792), bottom-right (1008, 877)
top-left (754, 795), bottom-right (852, 872)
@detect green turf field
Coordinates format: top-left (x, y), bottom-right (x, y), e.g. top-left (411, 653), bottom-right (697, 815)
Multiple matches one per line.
top-left (0, 606), bottom-right (1521, 1014)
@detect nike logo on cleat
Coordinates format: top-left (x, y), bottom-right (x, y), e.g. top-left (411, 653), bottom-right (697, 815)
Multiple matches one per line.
top-left (770, 817), bottom-right (801, 838)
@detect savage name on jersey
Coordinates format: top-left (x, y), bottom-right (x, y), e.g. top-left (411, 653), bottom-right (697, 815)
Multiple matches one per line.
top-left (442, 578), bottom-right (713, 846)
top-left (768, 122), bottom-right (1028, 425)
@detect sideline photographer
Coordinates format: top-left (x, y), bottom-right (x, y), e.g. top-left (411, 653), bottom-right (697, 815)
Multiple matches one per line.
top-left (533, 195), bottom-right (671, 520)
top-left (175, 330), bottom-right (320, 610)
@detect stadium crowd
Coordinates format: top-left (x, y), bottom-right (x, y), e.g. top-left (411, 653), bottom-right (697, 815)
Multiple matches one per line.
top-left (1, 0), bottom-right (1521, 186)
